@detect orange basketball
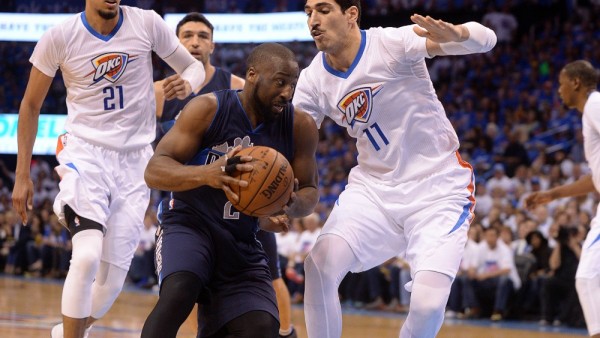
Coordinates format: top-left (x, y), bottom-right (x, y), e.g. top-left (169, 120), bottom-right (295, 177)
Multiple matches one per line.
top-left (228, 146), bottom-right (294, 217)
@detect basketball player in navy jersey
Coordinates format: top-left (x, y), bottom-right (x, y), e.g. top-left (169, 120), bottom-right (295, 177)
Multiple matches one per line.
top-left (155, 13), bottom-right (299, 338)
top-left (154, 12), bottom-right (245, 140)
top-left (141, 43), bottom-right (319, 338)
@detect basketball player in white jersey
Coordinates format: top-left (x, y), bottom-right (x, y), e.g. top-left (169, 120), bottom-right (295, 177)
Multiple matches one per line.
top-left (11, 1), bottom-right (205, 337)
top-left (293, 1), bottom-right (496, 337)
top-left (526, 60), bottom-right (600, 338)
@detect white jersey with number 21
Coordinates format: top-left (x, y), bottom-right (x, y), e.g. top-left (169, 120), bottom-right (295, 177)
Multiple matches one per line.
top-left (30, 6), bottom-right (180, 150)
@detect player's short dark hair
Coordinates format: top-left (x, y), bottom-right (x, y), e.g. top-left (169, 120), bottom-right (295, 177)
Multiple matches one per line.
top-left (562, 60), bottom-right (599, 88)
top-left (334, 0), bottom-right (361, 27)
top-left (246, 43), bottom-right (296, 71)
top-left (176, 12), bottom-right (214, 38)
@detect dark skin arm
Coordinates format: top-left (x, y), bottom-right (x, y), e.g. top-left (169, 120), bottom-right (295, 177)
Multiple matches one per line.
top-left (145, 93), bottom-right (253, 202)
top-left (260, 108), bottom-right (320, 232)
top-left (13, 67), bottom-right (54, 223)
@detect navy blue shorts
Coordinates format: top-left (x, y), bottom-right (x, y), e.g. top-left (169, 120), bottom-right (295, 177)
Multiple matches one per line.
top-left (256, 230), bottom-right (282, 280)
top-left (155, 199), bottom-right (278, 336)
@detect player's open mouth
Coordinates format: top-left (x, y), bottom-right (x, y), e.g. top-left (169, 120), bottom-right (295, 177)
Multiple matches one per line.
top-left (273, 104), bottom-right (285, 113)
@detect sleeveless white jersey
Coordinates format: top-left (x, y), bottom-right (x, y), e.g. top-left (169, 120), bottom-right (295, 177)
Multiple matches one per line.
top-left (293, 27), bottom-right (460, 184)
top-left (30, 6), bottom-right (180, 150)
top-left (583, 91), bottom-right (600, 229)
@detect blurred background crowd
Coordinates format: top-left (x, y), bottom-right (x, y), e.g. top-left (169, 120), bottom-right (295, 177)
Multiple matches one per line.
top-left (1, 0), bottom-right (599, 329)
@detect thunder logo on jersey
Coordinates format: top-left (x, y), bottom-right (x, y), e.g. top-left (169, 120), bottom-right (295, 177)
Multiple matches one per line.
top-left (85, 52), bottom-right (138, 85)
top-left (337, 84), bottom-right (383, 127)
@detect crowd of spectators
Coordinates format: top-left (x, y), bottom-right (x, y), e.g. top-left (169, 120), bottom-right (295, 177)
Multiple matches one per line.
top-left (0, 0), bottom-right (599, 329)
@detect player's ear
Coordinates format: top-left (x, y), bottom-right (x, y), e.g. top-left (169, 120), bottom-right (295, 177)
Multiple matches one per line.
top-left (246, 67), bottom-right (257, 83)
top-left (573, 77), bottom-right (582, 91)
top-left (346, 6), bottom-right (359, 25)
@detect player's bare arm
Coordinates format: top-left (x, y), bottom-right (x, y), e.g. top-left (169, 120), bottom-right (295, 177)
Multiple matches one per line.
top-left (411, 14), bottom-right (497, 57)
top-left (145, 94), bottom-right (252, 200)
top-left (13, 66), bottom-right (54, 223)
top-left (282, 108), bottom-right (320, 218)
top-left (525, 174), bottom-right (595, 210)
top-left (154, 80), bottom-right (166, 118)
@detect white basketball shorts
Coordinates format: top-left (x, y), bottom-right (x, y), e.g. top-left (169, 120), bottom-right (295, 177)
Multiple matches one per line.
top-left (53, 133), bottom-right (152, 270)
top-left (320, 151), bottom-right (475, 280)
top-left (576, 218), bottom-right (600, 279)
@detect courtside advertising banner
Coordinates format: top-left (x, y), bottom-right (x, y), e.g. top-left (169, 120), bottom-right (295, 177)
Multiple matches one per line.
top-left (0, 13), bottom-right (72, 42)
top-left (0, 12), bottom-right (312, 43)
top-left (0, 114), bottom-right (66, 155)
top-left (164, 12), bottom-right (311, 43)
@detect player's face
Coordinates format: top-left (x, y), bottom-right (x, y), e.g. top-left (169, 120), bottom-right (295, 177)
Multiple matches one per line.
top-left (304, 0), bottom-right (354, 53)
top-left (88, 0), bottom-right (120, 20)
top-left (557, 70), bottom-right (577, 109)
top-left (178, 21), bottom-right (215, 66)
top-left (252, 58), bottom-right (299, 121)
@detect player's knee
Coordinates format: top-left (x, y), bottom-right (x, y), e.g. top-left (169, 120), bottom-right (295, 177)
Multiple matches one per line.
top-left (160, 271), bottom-right (202, 307)
top-left (70, 242), bottom-right (102, 279)
top-left (410, 283), bottom-right (449, 318)
top-left (240, 312), bottom-right (279, 338)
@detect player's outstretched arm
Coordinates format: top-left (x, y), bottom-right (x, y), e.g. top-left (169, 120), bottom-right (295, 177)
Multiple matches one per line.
top-left (525, 174), bottom-right (595, 210)
top-left (283, 109), bottom-right (320, 218)
top-left (145, 94), bottom-right (252, 200)
top-left (411, 14), bottom-right (497, 57)
top-left (13, 67), bottom-right (54, 224)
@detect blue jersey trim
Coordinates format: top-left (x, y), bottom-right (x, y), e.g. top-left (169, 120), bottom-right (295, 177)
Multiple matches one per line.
top-left (589, 233), bottom-right (600, 248)
top-left (80, 8), bottom-right (124, 42)
top-left (322, 30), bottom-right (366, 79)
top-left (448, 201), bottom-right (473, 234)
top-left (233, 90), bottom-right (264, 133)
top-left (65, 163), bottom-right (79, 175)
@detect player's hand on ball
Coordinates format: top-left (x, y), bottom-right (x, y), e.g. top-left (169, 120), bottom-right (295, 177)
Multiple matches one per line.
top-left (282, 178), bottom-right (300, 216)
top-left (211, 146), bottom-right (253, 203)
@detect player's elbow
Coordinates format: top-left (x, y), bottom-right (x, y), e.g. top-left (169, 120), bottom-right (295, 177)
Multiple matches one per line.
top-left (144, 160), bottom-right (161, 190)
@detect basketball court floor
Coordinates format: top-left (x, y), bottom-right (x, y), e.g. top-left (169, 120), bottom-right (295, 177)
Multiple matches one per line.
top-left (0, 276), bottom-right (587, 337)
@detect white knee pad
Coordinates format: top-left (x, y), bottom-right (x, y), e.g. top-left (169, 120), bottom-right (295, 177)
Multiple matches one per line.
top-left (400, 271), bottom-right (452, 338)
top-left (62, 230), bottom-right (103, 318)
top-left (576, 277), bottom-right (600, 336)
top-left (90, 261), bottom-right (129, 319)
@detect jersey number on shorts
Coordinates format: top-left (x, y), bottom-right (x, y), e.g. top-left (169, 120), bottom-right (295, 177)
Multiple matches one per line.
top-left (223, 201), bottom-right (240, 220)
top-left (103, 85), bottom-right (124, 110)
top-left (363, 122), bottom-right (389, 151)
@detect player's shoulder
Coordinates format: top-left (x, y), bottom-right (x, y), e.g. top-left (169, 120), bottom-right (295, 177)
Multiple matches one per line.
top-left (46, 12), bottom-right (80, 33)
top-left (366, 25), bottom-right (417, 42)
top-left (292, 106), bottom-right (318, 129)
top-left (120, 5), bottom-right (160, 23)
top-left (298, 52), bottom-right (324, 85)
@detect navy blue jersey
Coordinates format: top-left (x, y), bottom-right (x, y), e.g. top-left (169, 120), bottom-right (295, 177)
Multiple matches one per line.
top-left (173, 89), bottom-right (295, 243)
top-left (160, 67), bottom-right (232, 123)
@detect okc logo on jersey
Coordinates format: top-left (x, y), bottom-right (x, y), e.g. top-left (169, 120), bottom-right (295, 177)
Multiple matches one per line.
top-left (86, 52), bottom-right (138, 85)
top-left (337, 84), bottom-right (383, 127)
